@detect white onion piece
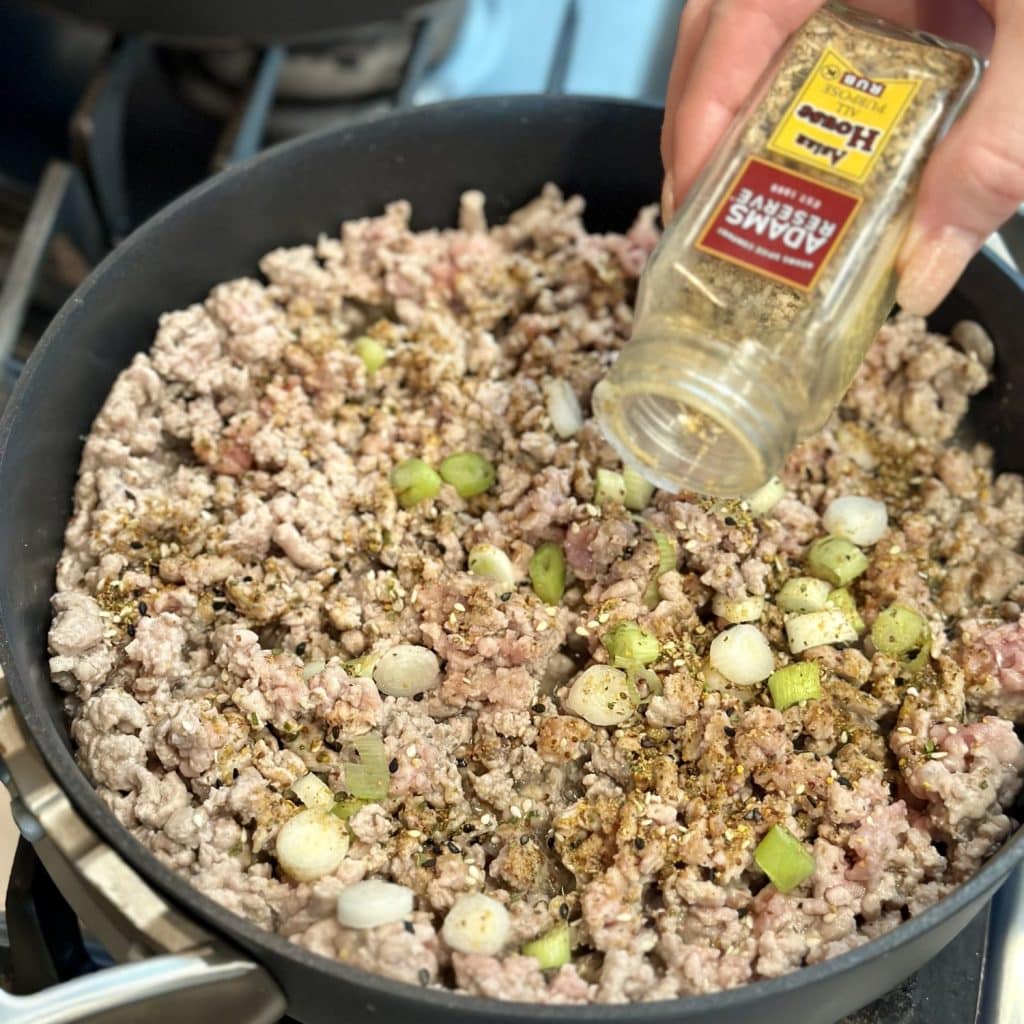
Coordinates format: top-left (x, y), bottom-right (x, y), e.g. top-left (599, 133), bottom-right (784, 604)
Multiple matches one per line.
top-left (276, 810), bottom-right (350, 883)
top-left (776, 576), bottom-right (832, 614)
top-left (468, 544), bottom-right (517, 587)
top-left (711, 593), bottom-right (765, 624)
top-left (822, 495), bottom-right (888, 547)
top-left (337, 880), bottom-right (415, 929)
top-left (564, 665), bottom-right (637, 726)
top-left (302, 659), bottom-right (326, 680)
top-left (543, 378), bottom-right (583, 439)
top-left (746, 477), bottom-right (786, 517)
top-left (442, 893), bottom-right (511, 955)
top-left (291, 772), bottom-right (334, 812)
top-left (785, 609), bottom-right (858, 654)
top-left (709, 624), bottom-right (774, 685)
top-left (372, 644), bottom-right (441, 698)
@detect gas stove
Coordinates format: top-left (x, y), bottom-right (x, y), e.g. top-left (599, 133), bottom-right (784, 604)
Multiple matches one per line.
top-left (0, 2), bottom-right (1021, 1022)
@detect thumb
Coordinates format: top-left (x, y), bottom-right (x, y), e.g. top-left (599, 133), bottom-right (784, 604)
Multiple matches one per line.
top-left (897, 20), bottom-right (1024, 315)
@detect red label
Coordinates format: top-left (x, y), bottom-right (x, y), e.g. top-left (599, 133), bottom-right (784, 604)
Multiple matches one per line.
top-left (696, 157), bottom-right (861, 290)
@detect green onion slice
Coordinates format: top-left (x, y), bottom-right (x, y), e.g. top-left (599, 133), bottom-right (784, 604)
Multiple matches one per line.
top-left (826, 587), bottom-right (865, 634)
top-left (353, 336), bottom-right (388, 373)
top-left (767, 662), bottom-right (822, 710)
top-left (468, 544), bottom-right (516, 586)
top-left (754, 825), bottom-right (816, 893)
top-left (593, 468), bottom-right (626, 505)
top-left (871, 603), bottom-right (930, 675)
top-left (806, 536), bottom-right (870, 587)
top-left (776, 577), bottom-right (832, 614)
top-left (623, 468), bottom-right (655, 511)
top-left (602, 622), bottom-right (659, 667)
top-left (331, 797), bottom-right (367, 821)
top-left (637, 522), bottom-right (677, 609)
top-left (529, 542), bottom-right (566, 605)
top-left (439, 452), bottom-right (496, 498)
top-left (521, 922), bottom-right (571, 969)
top-left (345, 733), bottom-right (390, 801)
top-left (391, 458), bottom-right (441, 509)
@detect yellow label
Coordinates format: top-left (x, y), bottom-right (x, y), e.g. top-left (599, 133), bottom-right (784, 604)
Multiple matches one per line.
top-left (767, 47), bottom-right (920, 183)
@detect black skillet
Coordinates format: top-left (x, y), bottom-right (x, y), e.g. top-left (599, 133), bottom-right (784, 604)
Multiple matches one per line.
top-left (0, 95), bottom-right (1021, 1024)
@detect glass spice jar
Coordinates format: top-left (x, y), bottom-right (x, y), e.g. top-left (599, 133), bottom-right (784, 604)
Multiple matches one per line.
top-left (593, 2), bottom-right (982, 498)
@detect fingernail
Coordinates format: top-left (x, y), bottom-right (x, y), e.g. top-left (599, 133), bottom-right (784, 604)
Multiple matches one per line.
top-left (661, 172), bottom-right (675, 225)
top-left (895, 226), bottom-right (980, 316)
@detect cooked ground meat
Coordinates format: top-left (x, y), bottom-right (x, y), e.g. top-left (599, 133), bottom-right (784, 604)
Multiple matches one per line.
top-left (50, 186), bottom-right (1024, 1004)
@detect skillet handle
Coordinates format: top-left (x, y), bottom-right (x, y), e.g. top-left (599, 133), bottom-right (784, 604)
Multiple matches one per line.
top-left (0, 946), bottom-right (282, 1024)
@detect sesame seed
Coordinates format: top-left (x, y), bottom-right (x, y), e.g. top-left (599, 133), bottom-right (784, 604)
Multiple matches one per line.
top-left (453, 602), bottom-right (466, 612)
top-left (537, 621), bottom-right (549, 633)
top-left (794, 784), bottom-right (806, 795)
top-left (406, 745), bottom-right (417, 757)
top-left (587, 619), bottom-right (599, 629)
top-left (906, 687), bottom-right (919, 697)
top-left (615, 912), bottom-right (633, 923)
top-left (522, 799), bottom-right (533, 811)
top-left (510, 805), bottom-right (522, 818)
top-left (407, 829), bottom-right (422, 838)
top-left (575, 626), bottom-right (589, 637)
top-left (598, 613), bottom-right (610, 624)
top-left (468, 866), bottom-right (482, 880)
top-left (929, 751), bottom-right (949, 760)
top-left (947, 726), bottom-right (958, 735)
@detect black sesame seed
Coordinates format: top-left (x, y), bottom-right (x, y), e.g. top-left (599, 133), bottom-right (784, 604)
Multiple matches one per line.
top-left (724, 516), bottom-right (736, 526)
top-left (456, 758), bottom-right (467, 769)
top-left (559, 902), bottom-right (570, 920)
top-left (744, 808), bottom-right (763, 822)
top-left (462, 823), bottom-right (474, 834)
top-left (413, 692), bottom-right (425, 702)
top-left (421, 857), bottom-right (436, 868)
top-left (138, 601), bottom-right (148, 615)
top-left (640, 736), bottom-right (657, 749)
top-left (130, 541), bottom-right (143, 550)
top-left (212, 601), bottom-right (226, 611)
top-left (418, 968), bottom-right (430, 986)
top-left (520, 834), bottom-right (530, 846)
top-left (389, 758), bottom-right (399, 773)
top-left (224, 602), bottom-right (237, 614)
top-left (532, 703), bottom-right (546, 714)
top-left (500, 592), bottom-right (512, 602)
top-left (243, 575), bottom-right (253, 583)
top-left (126, 624), bottom-right (136, 637)
top-left (447, 840), bottom-right (460, 855)
top-left (633, 837), bottom-right (646, 850)
top-left (674, 860), bottom-right (686, 870)
top-left (622, 546), bottom-right (635, 559)
top-left (296, 642), bottom-right (307, 656)
top-left (404, 921), bottom-right (415, 934)
top-left (546, 836), bottom-right (556, 849)
top-left (425, 839), bottom-right (440, 853)
top-left (836, 776), bottom-right (853, 789)
top-left (124, 489), bottom-right (136, 500)
top-left (724, 726), bottom-right (736, 738)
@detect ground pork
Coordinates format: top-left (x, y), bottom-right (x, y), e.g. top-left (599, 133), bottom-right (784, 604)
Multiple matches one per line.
top-left (50, 188), bottom-right (1023, 1006)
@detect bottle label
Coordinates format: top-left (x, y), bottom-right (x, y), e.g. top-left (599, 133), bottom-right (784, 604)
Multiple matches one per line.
top-left (766, 47), bottom-right (920, 183)
top-left (695, 157), bottom-right (861, 290)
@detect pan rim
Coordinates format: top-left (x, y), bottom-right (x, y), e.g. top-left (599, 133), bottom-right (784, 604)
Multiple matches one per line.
top-left (1, 93), bottom-right (1022, 1020)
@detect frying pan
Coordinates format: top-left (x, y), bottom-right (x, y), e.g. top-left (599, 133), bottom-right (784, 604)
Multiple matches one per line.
top-left (0, 95), bottom-right (1022, 1024)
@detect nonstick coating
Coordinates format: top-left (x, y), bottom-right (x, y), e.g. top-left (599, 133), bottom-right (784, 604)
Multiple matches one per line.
top-left (1, 96), bottom-right (1022, 1024)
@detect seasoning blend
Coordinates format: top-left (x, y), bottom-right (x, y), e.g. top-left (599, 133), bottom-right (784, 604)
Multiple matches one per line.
top-left (594, 2), bottom-right (982, 498)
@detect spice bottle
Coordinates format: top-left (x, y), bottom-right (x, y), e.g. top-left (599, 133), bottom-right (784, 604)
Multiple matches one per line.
top-left (593, 2), bottom-right (982, 498)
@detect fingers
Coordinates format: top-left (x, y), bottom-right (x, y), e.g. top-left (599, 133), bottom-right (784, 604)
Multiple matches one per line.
top-left (661, 0), bottom-right (715, 220)
top-left (664, 0), bottom-right (823, 213)
top-left (896, 4), bottom-right (1024, 314)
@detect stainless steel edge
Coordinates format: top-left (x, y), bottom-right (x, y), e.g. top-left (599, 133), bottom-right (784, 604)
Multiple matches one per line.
top-left (0, 667), bottom-right (286, 1024)
top-left (979, 863), bottom-right (1024, 1024)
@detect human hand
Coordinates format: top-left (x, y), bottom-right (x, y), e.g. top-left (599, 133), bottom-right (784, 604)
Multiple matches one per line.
top-left (661, 1), bottom-right (1020, 315)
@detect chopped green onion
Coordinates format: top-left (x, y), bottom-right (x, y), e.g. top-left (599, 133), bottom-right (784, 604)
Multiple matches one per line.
top-left (564, 665), bottom-right (637, 726)
top-left (292, 772), bottom-right (335, 811)
top-left (345, 652), bottom-right (379, 679)
top-left (372, 644), bottom-right (441, 698)
top-left (785, 609), bottom-right (858, 654)
top-left (522, 922), bottom-right (571, 969)
top-left (529, 542), bottom-right (566, 605)
top-left (871, 604), bottom-right (931, 675)
top-left (776, 577), bottom-right (832, 614)
top-left (468, 544), bottom-right (516, 586)
top-left (822, 495), bottom-right (887, 547)
top-left (711, 593), bottom-right (765, 623)
top-left (345, 732), bottom-right (389, 801)
top-left (602, 622), bottom-right (660, 667)
top-left (826, 587), bottom-right (865, 634)
top-left (391, 458), bottom-right (441, 509)
top-left (640, 524), bottom-right (677, 608)
top-left (439, 451), bottom-right (496, 498)
top-left (767, 662), bottom-right (822, 710)
top-left (636, 665), bottom-right (663, 696)
top-left (330, 797), bottom-right (367, 820)
top-left (746, 476), bottom-right (786, 517)
top-left (806, 536), bottom-right (870, 587)
top-left (709, 623), bottom-right (774, 685)
top-left (593, 468), bottom-right (626, 505)
top-left (623, 468), bottom-right (655, 511)
top-left (353, 335), bottom-right (388, 373)
top-left (337, 879), bottom-right (415, 929)
top-left (754, 825), bottom-right (815, 893)
top-left (276, 810), bottom-right (350, 882)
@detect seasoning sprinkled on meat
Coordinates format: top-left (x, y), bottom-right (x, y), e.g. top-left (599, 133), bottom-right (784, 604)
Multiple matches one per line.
top-left (51, 188), bottom-right (1023, 1005)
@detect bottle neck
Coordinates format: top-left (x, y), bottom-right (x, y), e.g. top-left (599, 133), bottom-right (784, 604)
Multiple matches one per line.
top-left (592, 324), bottom-right (797, 498)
